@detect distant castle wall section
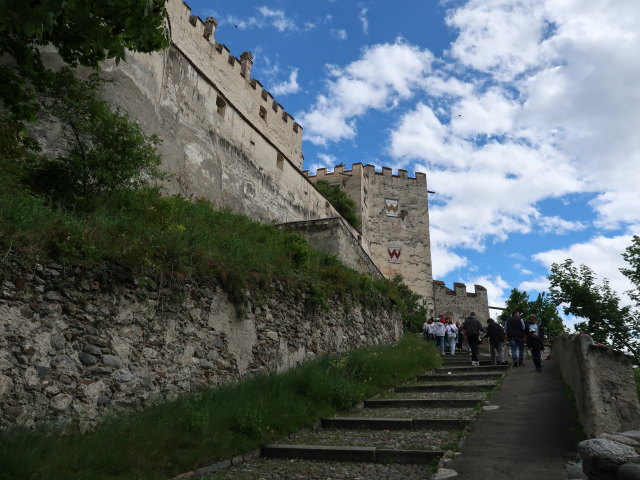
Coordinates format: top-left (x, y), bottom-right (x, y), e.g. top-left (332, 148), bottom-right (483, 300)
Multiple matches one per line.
top-left (433, 281), bottom-right (490, 324)
top-left (306, 164), bottom-right (433, 303)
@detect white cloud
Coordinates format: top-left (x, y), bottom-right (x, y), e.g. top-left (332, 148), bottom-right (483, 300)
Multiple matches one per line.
top-left (468, 274), bottom-right (510, 309)
top-left (358, 6), bottom-right (369, 34)
top-left (226, 6), bottom-right (300, 32)
top-left (536, 215), bottom-right (586, 234)
top-left (271, 68), bottom-right (300, 96)
top-left (309, 153), bottom-right (337, 173)
top-left (330, 28), bottom-right (348, 40)
top-left (298, 40), bottom-right (434, 145)
top-left (532, 234), bottom-right (636, 302)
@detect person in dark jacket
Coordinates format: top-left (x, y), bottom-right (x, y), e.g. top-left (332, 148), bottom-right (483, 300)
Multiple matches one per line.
top-left (484, 318), bottom-right (507, 365)
top-left (527, 327), bottom-right (545, 372)
top-left (462, 312), bottom-right (484, 366)
top-left (526, 314), bottom-right (546, 345)
top-left (504, 311), bottom-right (526, 367)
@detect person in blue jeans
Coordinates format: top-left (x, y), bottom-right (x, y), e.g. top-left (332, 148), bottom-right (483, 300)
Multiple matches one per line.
top-left (504, 311), bottom-right (526, 367)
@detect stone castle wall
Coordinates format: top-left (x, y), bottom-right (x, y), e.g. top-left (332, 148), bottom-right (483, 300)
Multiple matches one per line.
top-left (554, 334), bottom-right (640, 438)
top-left (0, 261), bottom-right (401, 431)
top-left (432, 281), bottom-right (490, 324)
top-left (37, 0), bottom-right (338, 228)
top-left (305, 164), bottom-right (433, 304)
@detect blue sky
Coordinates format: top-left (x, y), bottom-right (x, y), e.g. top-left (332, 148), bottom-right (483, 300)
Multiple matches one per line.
top-left (188, 0), bottom-right (640, 325)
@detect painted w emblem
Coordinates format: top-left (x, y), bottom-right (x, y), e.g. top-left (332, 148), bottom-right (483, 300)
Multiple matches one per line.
top-left (385, 199), bottom-right (399, 217)
top-left (388, 248), bottom-right (401, 263)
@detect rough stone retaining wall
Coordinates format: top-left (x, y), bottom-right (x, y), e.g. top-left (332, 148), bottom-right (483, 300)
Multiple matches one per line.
top-left (554, 333), bottom-right (640, 438)
top-left (0, 261), bottom-right (402, 431)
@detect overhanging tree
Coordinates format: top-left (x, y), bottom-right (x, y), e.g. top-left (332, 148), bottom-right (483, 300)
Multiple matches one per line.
top-left (548, 256), bottom-right (640, 365)
top-left (498, 288), bottom-right (565, 338)
top-left (0, 0), bottom-right (168, 140)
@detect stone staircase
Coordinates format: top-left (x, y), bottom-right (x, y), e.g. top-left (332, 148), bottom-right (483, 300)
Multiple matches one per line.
top-left (204, 355), bottom-right (510, 480)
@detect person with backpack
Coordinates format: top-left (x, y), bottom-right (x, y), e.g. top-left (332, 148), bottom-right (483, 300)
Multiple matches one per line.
top-left (504, 311), bottom-right (526, 367)
top-left (462, 312), bottom-right (484, 366)
top-left (484, 318), bottom-right (507, 365)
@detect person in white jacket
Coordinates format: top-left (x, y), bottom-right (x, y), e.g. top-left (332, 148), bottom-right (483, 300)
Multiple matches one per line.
top-left (445, 318), bottom-right (458, 355)
top-left (433, 319), bottom-right (446, 355)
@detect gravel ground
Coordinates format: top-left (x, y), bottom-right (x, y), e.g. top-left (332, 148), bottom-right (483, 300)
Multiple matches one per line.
top-left (343, 407), bottom-right (477, 419)
top-left (205, 458), bottom-right (436, 480)
top-left (287, 427), bottom-right (461, 450)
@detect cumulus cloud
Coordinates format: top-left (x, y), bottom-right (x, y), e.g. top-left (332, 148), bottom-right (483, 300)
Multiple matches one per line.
top-left (271, 68), bottom-right (300, 96)
top-left (298, 40), bottom-right (434, 145)
top-left (532, 234), bottom-right (636, 303)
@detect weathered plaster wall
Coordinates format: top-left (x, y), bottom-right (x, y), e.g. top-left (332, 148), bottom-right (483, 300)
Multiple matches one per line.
top-left (277, 218), bottom-right (383, 279)
top-left (0, 261), bottom-right (401, 431)
top-left (432, 281), bottom-right (490, 324)
top-left (305, 164), bottom-right (434, 305)
top-left (554, 334), bottom-right (640, 438)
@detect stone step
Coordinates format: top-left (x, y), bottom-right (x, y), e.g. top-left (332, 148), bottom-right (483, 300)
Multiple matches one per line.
top-left (417, 373), bottom-right (503, 382)
top-left (261, 444), bottom-right (445, 464)
top-left (395, 383), bottom-right (496, 393)
top-left (364, 398), bottom-right (482, 408)
top-left (435, 365), bottom-right (509, 373)
top-left (320, 417), bottom-right (470, 430)
top-left (441, 358), bottom-right (491, 365)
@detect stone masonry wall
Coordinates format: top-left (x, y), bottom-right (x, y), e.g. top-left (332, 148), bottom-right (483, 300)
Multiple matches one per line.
top-left (432, 281), bottom-right (490, 324)
top-left (0, 261), bottom-right (402, 431)
top-left (554, 334), bottom-right (640, 438)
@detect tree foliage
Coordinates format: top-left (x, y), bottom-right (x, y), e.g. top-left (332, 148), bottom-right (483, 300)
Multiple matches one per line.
top-left (27, 68), bottom-right (166, 200)
top-left (0, 0), bottom-right (168, 133)
top-left (498, 288), bottom-right (565, 338)
top-left (548, 257), bottom-right (640, 365)
top-left (314, 179), bottom-right (361, 229)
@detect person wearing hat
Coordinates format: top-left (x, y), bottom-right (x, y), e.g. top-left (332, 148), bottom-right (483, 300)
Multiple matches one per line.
top-left (527, 326), bottom-right (545, 372)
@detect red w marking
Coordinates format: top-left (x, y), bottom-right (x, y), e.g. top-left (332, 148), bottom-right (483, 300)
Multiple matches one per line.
top-left (388, 249), bottom-right (401, 259)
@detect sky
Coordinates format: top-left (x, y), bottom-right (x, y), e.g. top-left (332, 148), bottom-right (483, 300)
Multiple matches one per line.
top-left (187, 0), bottom-right (640, 327)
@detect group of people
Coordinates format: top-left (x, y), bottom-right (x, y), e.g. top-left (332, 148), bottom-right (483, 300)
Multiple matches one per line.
top-left (422, 312), bottom-right (485, 366)
top-left (423, 311), bottom-right (546, 371)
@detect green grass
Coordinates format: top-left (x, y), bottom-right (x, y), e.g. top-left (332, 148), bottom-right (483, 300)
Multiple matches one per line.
top-left (0, 185), bottom-right (414, 314)
top-left (0, 336), bottom-right (439, 480)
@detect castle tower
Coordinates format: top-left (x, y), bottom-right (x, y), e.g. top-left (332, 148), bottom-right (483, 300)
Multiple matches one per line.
top-left (306, 164), bottom-right (434, 305)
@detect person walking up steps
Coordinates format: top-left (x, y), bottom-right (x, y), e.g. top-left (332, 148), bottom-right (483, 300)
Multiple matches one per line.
top-left (433, 318), bottom-right (446, 355)
top-left (446, 318), bottom-right (458, 356)
top-left (505, 311), bottom-right (526, 367)
top-left (527, 327), bottom-right (545, 372)
top-left (462, 312), bottom-right (484, 366)
top-left (485, 318), bottom-right (507, 365)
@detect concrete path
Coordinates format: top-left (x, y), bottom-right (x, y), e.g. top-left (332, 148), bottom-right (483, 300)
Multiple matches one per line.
top-left (446, 356), bottom-right (581, 480)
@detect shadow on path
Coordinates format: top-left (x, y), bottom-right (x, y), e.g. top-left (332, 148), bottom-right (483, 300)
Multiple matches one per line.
top-left (447, 357), bottom-right (581, 480)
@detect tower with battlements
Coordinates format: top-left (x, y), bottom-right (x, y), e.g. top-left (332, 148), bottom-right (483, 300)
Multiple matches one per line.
top-left (305, 164), bottom-right (434, 304)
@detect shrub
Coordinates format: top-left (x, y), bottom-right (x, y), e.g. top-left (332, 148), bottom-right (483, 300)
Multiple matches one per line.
top-left (314, 179), bottom-right (360, 229)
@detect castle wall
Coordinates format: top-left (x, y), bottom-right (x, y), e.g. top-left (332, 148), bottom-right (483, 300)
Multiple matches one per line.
top-left (432, 281), bottom-right (490, 324)
top-left (306, 165), bottom-right (434, 304)
top-left (277, 218), bottom-right (383, 279)
top-left (0, 260), bottom-right (401, 431)
top-left (37, 0), bottom-right (324, 226)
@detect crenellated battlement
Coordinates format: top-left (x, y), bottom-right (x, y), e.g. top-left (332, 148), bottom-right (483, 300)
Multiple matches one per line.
top-left (167, 0), bottom-right (303, 166)
top-left (433, 281), bottom-right (488, 299)
top-left (303, 163), bottom-right (426, 183)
